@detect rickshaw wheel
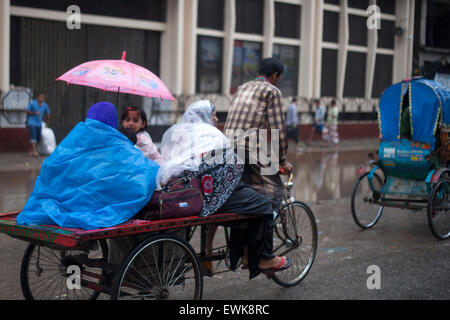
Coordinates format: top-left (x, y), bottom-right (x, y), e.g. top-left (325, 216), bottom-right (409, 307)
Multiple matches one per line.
top-left (272, 201), bottom-right (318, 288)
top-left (351, 172), bottom-right (384, 229)
top-left (20, 240), bottom-right (108, 300)
top-left (111, 234), bottom-right (203, 300)
top-left (427, 176), bottom-right (450, 240)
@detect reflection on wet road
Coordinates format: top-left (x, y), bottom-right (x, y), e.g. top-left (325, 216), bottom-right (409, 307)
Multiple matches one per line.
top-left (0, 150), bottom-right (370, 212)
top-left (0, 170), bottom-right (39, 213)
top-left (288, 150), bottom-right (369, 203)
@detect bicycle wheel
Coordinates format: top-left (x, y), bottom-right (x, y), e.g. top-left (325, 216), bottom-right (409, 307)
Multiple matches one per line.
top-left (427, 176), bottom-right (450, 240)
top-left (351, 172), bottom-right (384, 229)
top-left (20, 240), bottom-right (108, 300)
top-left (272, 201), bottom-right (318, 288)
top-left (111, 234), bottom-right (203, 300)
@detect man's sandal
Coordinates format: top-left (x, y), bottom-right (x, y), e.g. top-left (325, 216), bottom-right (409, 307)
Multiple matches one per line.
top-left (258, 257), bottom-right (292, 274)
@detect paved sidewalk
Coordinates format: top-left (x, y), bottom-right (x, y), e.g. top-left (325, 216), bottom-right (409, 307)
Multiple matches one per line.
top-left (289, 137), bottom-right (379, 154)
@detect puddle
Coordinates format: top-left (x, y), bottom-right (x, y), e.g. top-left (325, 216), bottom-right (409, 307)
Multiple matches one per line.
top-left (0, 170), bottom-right (39, 212)
top-left (288, 150), bottom-right (370, 203)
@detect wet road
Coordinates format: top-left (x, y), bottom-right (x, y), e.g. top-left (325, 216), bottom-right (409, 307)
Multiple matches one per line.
top-left (0, 149), bottom-right (449, 300)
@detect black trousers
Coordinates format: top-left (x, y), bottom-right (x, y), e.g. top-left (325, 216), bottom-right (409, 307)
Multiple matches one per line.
top-left (217, 182), bottom-right (277, 279)
top-left (287, 125), bottom-right (299, 144)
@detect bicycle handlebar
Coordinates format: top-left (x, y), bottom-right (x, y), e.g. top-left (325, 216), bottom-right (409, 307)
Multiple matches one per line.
top-left (280, 168), bottom-right (294, 183)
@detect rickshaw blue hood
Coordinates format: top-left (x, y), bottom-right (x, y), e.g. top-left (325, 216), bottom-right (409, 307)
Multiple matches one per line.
top-left (379, 78), bottom-right (450, 151)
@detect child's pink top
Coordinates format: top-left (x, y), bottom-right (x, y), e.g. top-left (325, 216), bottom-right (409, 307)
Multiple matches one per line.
top-left (136, 131), bottom-right (162, 163)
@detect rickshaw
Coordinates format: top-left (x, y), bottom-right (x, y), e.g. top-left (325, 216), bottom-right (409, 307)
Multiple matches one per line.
top-left (351, 77), bottom-right (450, 240)
top-left (0, 173), bottom-right (318, 300)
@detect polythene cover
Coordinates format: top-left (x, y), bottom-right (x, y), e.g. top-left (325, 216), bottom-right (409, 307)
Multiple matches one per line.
top-left (156, 100), bottom-right (231, 188)
top-left (16, 118), bottom-right (159, 230)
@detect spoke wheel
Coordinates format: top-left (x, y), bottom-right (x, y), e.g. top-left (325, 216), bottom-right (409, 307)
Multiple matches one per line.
top-left (351, 172), bottom-right (384, 229)
top-left (111, 234), bottom-right (203, 300)
top-left (427, 176), bottom-right (450, 240)
top-left (20, 240), bottom-right (108, 300)
top-left (272, 201), bottom-right (318, 288)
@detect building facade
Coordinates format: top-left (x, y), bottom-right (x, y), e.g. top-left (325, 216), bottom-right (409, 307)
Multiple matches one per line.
top-left (413, 0), bottom-right (450, 81)
top-left (0, 0), bottom-right (416, 144)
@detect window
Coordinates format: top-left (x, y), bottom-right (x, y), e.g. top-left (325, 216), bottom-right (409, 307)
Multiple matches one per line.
top-left (347, 0), bottom-right (369, 10)
top-left (273, 44), bottom-right (299, 97)
top-left (426, 0), bottom-right (450, 49)
top-left (11, 0), bottom-right (167, 22)
top-left (235, 0), bottom-right (264, 35)
top-left (377, 0), bottom-right (396, 15)
top-left (321, 49), bottom-right (338, 97)
top-left (231, 40), bottom-right (262, 94)
top-left (344, 51), bottom-right (366, 97)
top-left (323, 11), bottom-right (339, 43)
top-left (348, 14), bottom-right (368, 46)
top-left (372, 54), bottom-right (393, 98)
top-left (198, 0), bottom-right (224, 30)
top-left (324, 0), bottom-right (340, 5)
top-left (378, 20), bottom-right (396, 49)
top-left (274, 2), bottom-right (301, 39)
top-left (196, 36), bottom-right (223, 93)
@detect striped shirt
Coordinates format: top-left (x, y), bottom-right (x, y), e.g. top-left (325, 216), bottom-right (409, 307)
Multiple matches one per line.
top-left (224, 78), bottom-right (288, 202)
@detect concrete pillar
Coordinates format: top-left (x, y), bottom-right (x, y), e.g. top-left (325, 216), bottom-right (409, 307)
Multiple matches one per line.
top-left (365, 0), bottom-right (378, 100)
top-left (0, 0), bottom-right (10, 94)
top-left (312, 0), bottom-right (324, 98)
top-left (182, 0), bottom-right (198, 95)
top-left (300, 0), bottom-right (315, 98)
top-left (222, 0), bottom-right (235, 97)
top-left (393, 0), bottom-right (415, 82)
top-left (263, 0), bottom-right (274, 58)
top-left (336, 0), bottom-right (349, 100)
top-left (161, 0), bottom-right (184, 95)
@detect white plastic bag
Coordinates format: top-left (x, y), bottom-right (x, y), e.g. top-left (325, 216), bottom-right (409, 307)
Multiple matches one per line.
top-left (38, 122), bottom-right (57, 155)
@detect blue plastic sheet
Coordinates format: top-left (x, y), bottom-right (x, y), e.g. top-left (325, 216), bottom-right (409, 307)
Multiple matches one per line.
top-left (379, 82), bottom-right (402, 142)
top-left (410, 80), bottom-right (440, 150)
top-left (17, 118), bottom-right (159, 230)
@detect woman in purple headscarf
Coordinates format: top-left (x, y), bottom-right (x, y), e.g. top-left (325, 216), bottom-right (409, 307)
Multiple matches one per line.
top-left (17, 102), bottom-right (159, 230)
top-left (87, 101), bottom-right (119, 129)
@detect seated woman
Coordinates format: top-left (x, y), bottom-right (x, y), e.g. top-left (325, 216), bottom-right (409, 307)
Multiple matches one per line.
top-left (158, 100), bottom-right (291, 279)
top-left (16, 102), bottom-right (159, 230)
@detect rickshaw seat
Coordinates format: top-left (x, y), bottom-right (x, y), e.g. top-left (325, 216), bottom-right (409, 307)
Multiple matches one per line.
top-left (378, 139), bottom-right (432, 181)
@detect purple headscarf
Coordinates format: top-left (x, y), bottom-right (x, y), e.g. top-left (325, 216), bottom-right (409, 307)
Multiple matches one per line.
top-left (87, 102), bottom-right (118, 129)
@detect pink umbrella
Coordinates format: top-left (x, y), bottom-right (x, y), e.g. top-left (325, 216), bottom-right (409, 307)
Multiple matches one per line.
top-left (56, 52), bottom-right (175, 105)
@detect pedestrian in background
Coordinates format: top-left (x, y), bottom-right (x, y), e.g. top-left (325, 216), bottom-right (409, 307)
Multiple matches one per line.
top-left (286, 97), bottom-right (303, 153)
top-left (306, 99), bottom-right (326, 147)
top-left (323, 100), bottom-right (339, 146)
top-left (26, 92), bottom-right (50, 157)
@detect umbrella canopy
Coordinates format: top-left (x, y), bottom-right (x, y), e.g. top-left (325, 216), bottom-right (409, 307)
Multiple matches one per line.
top-left (56, 52), bottom-right (175, 102)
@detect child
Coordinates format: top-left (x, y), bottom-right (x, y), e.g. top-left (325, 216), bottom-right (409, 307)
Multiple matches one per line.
top-left (121, 106), bottom-right (162, 163)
